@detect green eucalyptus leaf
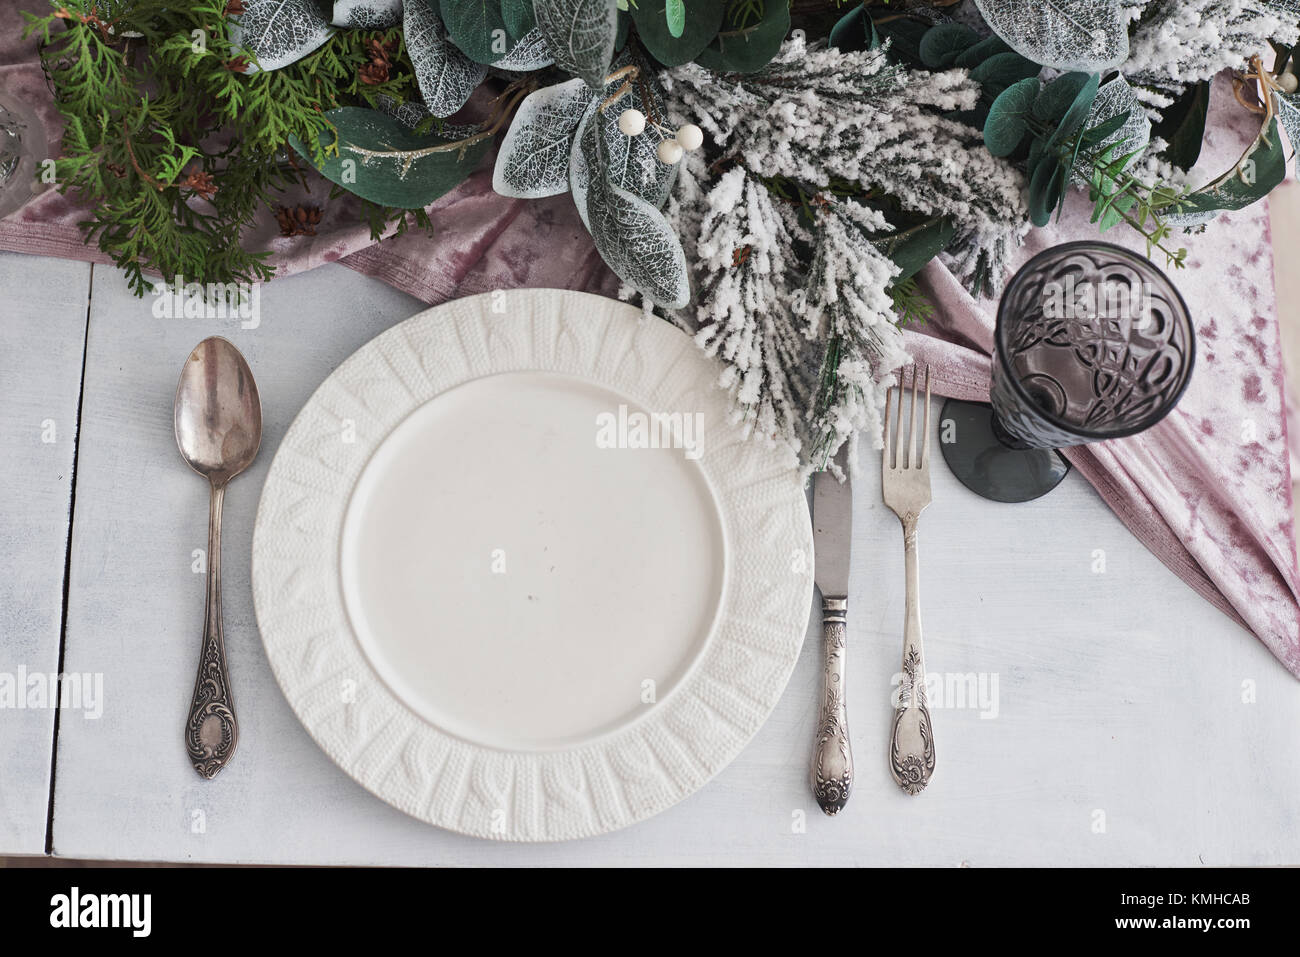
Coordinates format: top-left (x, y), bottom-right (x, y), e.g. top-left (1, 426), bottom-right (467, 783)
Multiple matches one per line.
top-left (1027, 157), bottom-right (1066, 227)
top-left (630, 0), bottom-right (724, 66)
top-left (984, 77), bottom-right (1039, 157)
top-left (1027, 137), bottom-right (1045, 176)
top-left (694, 0), bottom-right (790, 73)
top-left (955, 35), bottom-right (1013, 68)
top-left (289, 107), bottom-right (490, 208)
top-left (919, 23), bottom-right (979, 69)
top-left (1165, 117), bottom-right (1287, 223)
top-left (969, 51), bottom-right (1041, 97)
top-left (502, 0), bottom-right (535, 40)
top-left (828, 5), bottom-right (879, 53)
top-left (1033, 72), bottom-right (1092, 124)
top-left (1044, 72), bottom-right (1100, 147)
top-left (1080, 111), bottom-right (1130, 145)
top-left (441, 1), bottom-right (510, 64)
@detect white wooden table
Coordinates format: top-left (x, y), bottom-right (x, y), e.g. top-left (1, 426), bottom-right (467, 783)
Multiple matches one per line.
top-left (3, 249), bottom-right (1298, 866)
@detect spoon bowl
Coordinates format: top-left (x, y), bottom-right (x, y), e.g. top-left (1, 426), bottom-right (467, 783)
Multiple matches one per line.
top-left (174, 337), bottom-right (262, 484)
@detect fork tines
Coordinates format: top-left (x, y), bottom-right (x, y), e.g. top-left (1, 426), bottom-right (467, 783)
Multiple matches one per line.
top-left (884, 365), bottom-right (931, 470)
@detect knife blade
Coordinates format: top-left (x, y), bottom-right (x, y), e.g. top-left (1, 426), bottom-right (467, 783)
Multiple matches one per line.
top-left (812, 456), bottom-right (852, 598)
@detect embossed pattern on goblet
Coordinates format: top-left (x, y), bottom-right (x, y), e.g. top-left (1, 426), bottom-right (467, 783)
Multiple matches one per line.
top-left (990, 242), bottom-right (1195, 450)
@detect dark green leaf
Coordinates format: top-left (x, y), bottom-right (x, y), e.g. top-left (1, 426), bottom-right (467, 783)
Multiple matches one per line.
top-left (615, 9), bottom-right (630, 50)
top-left (290, 107), bottom-right (490, 208)
top-left (1044, 72), bottom-right (1101, 147)
top-left (969, 51), bottom-right (1041, 97)
top-left (955, 34), bottom-right (1012, 68)
top-left (630, 0), bottom-right (723, 67)
top-left (1027, 157), bottom-right (1066, 227)
top-left (1168, 117), bottom-right (1287, 219)
top-left (1080, 111), bottom-right (1130, 145)
top-left (874, 17), bottom-right (929, 64)
top-left (502, 0), bottom-right (535, 40)
top-left (873, 216), bottom-right (957, 282)
top-left (919, 23), bottom-right (979, 69)
top-left (695, 0), bottom-right (790, 73)
top-left (828, 5), bottom-right (878, 53)
top-left (442, 1), bottom-right (510, 64)
top-left (1152, 80), bottom-right (1210, 171)
top-left (984, 77), bottom-right (1039, 157)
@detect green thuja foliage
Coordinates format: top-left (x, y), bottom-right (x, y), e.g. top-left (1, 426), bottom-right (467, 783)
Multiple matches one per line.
top-left (23, 1), bottom-right (428, 296)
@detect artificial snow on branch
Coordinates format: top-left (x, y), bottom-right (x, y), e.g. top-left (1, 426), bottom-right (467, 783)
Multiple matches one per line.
top-left (1124, 0), bottom-right (1300, 91)
top-left (661, 36), bottom-right (1029, 296)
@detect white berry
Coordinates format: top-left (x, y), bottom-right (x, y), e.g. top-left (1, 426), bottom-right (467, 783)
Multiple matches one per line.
top-left (617, 109), bottom-right (646, 136)
top-left (1281, 71), bottom-right (1299, 94)
top-left (675, 123), bottom-right (703, 151)
top-left (657, 139), bottom-right (684, 164)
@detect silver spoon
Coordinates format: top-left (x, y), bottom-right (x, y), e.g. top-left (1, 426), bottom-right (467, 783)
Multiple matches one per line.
top-left (173, 337), bottom-right (262, 779)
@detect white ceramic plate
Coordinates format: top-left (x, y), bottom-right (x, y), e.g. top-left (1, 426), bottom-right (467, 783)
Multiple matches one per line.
top-left (252, 290), bottom-right (812, 841)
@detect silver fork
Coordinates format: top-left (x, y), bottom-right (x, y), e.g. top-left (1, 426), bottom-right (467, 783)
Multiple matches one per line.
top-left (882, 365), bottom-right (937, 795)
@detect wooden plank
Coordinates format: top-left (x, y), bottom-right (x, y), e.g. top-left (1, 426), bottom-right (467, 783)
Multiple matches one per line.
top-left (0, 252), bottom-right (91, 855)
top-left (50, 263), bottom-right (1300, 865)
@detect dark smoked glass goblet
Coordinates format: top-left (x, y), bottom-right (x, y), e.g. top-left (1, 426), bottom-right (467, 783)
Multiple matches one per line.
top-left (940, 241), bottom-right (1196, 503)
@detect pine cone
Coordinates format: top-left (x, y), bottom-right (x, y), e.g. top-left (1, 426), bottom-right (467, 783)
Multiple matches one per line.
top-left (359, 60), bottom-right (390, 85)
top-left (274, 204), bottom-right (322, 238)
top-left (182, 168), bottom-right (217, 200)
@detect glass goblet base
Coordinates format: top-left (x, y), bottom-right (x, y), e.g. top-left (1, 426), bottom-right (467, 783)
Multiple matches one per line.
top-left (938, 399), bottom-right (1070, 503)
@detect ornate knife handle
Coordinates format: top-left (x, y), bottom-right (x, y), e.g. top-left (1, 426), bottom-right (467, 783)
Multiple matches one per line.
top-left (811, 596), bottom-right (852, 815)
top-left (186, 483), bottom-right (238, 779)
top-left (890, 516), bottom-right (934, 794)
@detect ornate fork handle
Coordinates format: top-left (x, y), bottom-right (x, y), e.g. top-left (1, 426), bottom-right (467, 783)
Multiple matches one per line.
top-left (890, 514), bottom-right (935, 794)
top-left (186, 482), bottom-right (238, 779)
top-left (811, 596), bottom-right (853, 815)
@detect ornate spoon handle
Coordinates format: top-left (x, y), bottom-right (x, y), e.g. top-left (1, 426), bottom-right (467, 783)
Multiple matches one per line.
top-left (186, 482), bottom-right (238, 779)
top-left (890, 516), bottom-right (934, 794)
top-left (811, 596), bottom-right (853, 815)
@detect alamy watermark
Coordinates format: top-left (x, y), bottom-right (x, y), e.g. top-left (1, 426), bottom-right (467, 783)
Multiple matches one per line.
top-left (1040, 274), bottom-right (1157, 327)
top-left (152, 275), bottom-right (260, 329)
top-left (595, 404), bottom-right (705, 459)
top-left (891, 670), bottom-right (999, 719)
top-left (0, 667), bottom-right (103, 719)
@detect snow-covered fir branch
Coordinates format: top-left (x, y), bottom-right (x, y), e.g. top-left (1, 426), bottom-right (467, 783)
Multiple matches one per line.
top-left (802, 199), bottom-right (911, 469)
top-left (687, 165), bottom-right (813, 454)
top-left (661, 36), bottom-right (1029, 295)
top-left (1125, 1), bottom-right (1300, 91)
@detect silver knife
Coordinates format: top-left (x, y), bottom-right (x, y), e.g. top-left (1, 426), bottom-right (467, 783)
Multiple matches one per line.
top-left (811, 452), bottom-right (853, 815)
